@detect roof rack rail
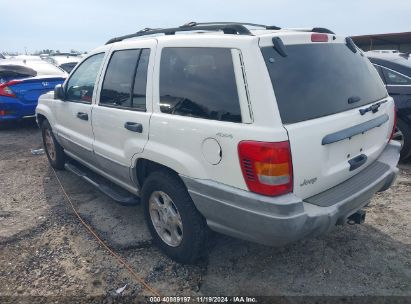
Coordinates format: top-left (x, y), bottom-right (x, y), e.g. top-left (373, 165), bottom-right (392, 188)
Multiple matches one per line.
top-left (288, 27), bottom-right (335, 35)
top-left (105, 21), bottom-right (282, 44)
top-left (311, 27), bottom-right (335, 35)
top-left (183, 22), bottom-right (281, 30)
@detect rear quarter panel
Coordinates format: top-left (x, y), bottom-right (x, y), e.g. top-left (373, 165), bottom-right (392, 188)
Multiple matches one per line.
top-left (137, 36), bottom-right (289, 190)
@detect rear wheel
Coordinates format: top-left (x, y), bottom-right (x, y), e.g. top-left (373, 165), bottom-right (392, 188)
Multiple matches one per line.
top-left (141, 170), bottom-right (210, 263)
top-left (41, 120), bottom-right (66, 169)
top-left (393, 119), bottom-right (411, 160)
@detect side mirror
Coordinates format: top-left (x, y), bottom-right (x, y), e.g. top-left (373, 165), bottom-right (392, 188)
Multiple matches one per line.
top-left (54, 84), bottom-right (66, 100)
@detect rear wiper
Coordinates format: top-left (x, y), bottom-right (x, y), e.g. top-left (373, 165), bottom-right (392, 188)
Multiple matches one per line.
top-left (345, 37), bottom-right (357, 53)
top-left (272, 37), bottom-right (288, 57)
top-left (359, 100), bottom-right (387, 115)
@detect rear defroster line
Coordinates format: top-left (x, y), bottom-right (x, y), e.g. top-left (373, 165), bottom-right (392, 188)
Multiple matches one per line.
top-left (51, 166), bottom-right (162, 298)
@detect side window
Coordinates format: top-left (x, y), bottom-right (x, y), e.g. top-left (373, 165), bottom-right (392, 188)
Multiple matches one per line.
top-left (373, 64), bottom-right (386, 84)
top-left (132, 49), bottom-right (150, 110)
top-left (381, 67), bottom-right (411, 85)
top-left (160, 47), bottom-right (241, 123)
top-left (66, 53), bottom-right (104, 103)
top-left (100, 49), bottom-right (150, 110)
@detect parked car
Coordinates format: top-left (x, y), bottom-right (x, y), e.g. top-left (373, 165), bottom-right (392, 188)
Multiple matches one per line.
top-left (367, 50), bottom-right (401, 55)
top-left (0, 59), bottom-right (66, 122)
top-left (36, 22), bottom-right (400, 263)
top-left (367, 52), bottom-right (411, 160)
top-left (44, 53), bottom-right (82, 73)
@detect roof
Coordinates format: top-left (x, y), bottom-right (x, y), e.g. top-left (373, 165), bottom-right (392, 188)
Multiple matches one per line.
top-left (351, 32), bottom-right (411, 47)
top-left (105, 22), bottom-right (335, 44)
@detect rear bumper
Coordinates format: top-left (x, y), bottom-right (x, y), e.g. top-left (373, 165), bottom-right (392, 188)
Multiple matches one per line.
top-left (0, 96), bottom-right (36, 121)
top-left (181, 141), bottom-right (400, 246)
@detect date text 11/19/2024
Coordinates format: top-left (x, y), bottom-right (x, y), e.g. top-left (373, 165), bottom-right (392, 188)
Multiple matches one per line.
top-left (149, 296), bottom-right (258, 303)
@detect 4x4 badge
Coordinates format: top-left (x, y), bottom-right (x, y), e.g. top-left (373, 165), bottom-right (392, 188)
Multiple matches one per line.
top-left (42, 82), bottom-right (49, 87)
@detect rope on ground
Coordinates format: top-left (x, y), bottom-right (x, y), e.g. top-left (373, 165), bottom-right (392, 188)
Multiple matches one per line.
top-left (51, 167), bottom-right (162, 298)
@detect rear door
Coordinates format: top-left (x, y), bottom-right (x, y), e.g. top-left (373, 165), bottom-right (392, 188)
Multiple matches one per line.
top-left (92, 40), bottom-right (155, 185)
top-left (260, 35), bottom-right (395, 199)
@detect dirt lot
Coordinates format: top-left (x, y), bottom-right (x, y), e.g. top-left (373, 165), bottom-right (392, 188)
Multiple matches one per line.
top-left (0, 119), bottom-right (410, 301)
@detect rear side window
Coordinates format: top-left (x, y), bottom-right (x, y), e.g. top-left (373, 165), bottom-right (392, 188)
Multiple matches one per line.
top-left (100, 49), bottom-right (150, 110)
top-left (261, 44), bottom-right (388, 124)
top-left (160, 47), bottom-right (241, 123)
top-left (381, 67), bottom-right (411, 85)
top-left (373, 64), bottom-right (385, 81)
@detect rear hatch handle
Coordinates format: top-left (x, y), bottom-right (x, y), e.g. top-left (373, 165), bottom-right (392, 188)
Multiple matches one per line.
top-left (348, 154), bottom-right (367, 171)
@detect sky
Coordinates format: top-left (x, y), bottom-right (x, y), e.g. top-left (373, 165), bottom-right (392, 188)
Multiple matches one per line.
top-left (1, 0), bottom-right (410, 53)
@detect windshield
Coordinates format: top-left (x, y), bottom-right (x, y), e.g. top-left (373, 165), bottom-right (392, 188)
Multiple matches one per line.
top-left (261, 43), bottom-right (388, 124)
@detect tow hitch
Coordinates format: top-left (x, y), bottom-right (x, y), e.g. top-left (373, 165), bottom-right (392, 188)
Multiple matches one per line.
top-left (347, 210), bottom-right (366, 225)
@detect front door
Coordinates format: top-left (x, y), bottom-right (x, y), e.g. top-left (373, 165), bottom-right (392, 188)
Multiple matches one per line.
top-left (92, 40), bottom-right (155, 186)
top-left (54, 53), bottom-right (106, 165)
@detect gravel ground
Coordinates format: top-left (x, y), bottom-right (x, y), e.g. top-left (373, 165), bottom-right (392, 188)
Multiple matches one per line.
top-left (0, 119), bottom-right (410, 302)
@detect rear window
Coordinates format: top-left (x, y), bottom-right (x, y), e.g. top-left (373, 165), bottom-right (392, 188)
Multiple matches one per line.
top-left (261, 43), bottom-right (388, 124)
top-left (60, 62), bottom-right (78, 73)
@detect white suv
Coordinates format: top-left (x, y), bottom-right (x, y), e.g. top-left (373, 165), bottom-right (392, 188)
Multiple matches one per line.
top-left (36, 22), bottom-right (400, 263)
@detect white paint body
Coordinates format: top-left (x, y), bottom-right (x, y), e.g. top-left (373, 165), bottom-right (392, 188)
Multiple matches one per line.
top-left (36, 29), bottom-right (395, 201)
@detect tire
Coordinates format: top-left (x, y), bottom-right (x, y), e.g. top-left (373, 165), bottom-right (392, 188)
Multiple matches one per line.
top-left (141, 170), bottom-right (210, 264)
top-left (41, 120), bottom-right (66, 169)
top-left (396, 119), bottom-right (411, 161)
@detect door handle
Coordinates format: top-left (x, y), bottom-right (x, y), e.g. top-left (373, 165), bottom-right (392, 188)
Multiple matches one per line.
top-left (124, 121), bottom-right (143, 133)
top-left (77, 112), bottom-right (88, 121)
top-left (348, 154), bottom-right (367, 171)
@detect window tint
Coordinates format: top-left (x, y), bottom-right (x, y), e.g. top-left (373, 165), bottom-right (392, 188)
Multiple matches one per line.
top-left (66, 53), bottom-right (104, 103)
top-left (100, 49), bottom-right (150, 110)
top-left (132, 49), bottom-right (150, 110)
top-left (373, 64), bottom-right (386, 83)
top-left (381, 67), bottom-right (411, 85)
top-left (261, 44), bottom-right (387, 124)
top-left (100, 49), bottom-right (139, 108)
top-left (160, 47), bottom-right (241, 123)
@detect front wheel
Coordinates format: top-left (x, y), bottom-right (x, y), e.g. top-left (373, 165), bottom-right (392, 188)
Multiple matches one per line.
top-left (41, 120), bottom-right (66, 169)
top-left (141, 170), bottom-right (210, 264)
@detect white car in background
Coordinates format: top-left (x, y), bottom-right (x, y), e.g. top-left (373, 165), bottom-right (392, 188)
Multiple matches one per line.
top-left (1, 57), bottom-right (67, 77)
top-left (44, 53), bottom-right (82, 73)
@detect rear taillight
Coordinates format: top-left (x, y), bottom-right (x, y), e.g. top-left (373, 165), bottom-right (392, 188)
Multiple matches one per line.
top-left (311, 33), bottom-right (328, 42)
top-left (238, 141), bottom-right (293, 196)
top-left (390, 106), bottom-right (397, 140)
top-left (0, 80), bottom-right (21, 97)
top-left (0, 110), bottom-right (13, 116)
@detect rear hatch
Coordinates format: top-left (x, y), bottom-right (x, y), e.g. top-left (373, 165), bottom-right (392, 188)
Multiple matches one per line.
top-left (260, 33), bottom-right (395, 199)
top-left (9, 76), bottom-right (66, 104)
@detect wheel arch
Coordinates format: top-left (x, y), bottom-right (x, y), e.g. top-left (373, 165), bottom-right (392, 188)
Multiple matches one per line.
top-left (134, 158), bottom-right (182, 189)
top-left (35, 104), bottom-right (55, 128)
